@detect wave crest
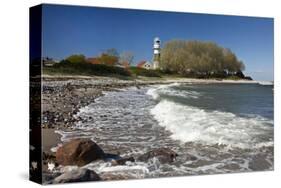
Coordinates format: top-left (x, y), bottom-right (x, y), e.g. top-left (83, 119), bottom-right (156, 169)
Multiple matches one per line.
top-left (146, 83), bottom-right (200, 100)
top-left (150, 100), bottom-right (273, 149)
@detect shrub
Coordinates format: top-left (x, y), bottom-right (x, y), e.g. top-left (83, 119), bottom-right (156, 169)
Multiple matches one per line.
top-left (43, 61), bottom-right (131, 77)
top-left (65, 54), bottom-right (86, 63)
top-left (129, 67), bottom-right (161, 77)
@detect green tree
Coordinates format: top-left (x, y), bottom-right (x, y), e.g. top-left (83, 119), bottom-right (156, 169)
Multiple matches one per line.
top-left (65, 54), bottom-right (86, 63)
top-left (160, 40), bottom-right (245, 77)
top-left (98, 53), bottom-right (118, 65)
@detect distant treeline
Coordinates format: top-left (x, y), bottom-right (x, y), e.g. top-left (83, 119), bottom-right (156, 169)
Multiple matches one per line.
top-left (43, 49), bottom-right (163, 78)
top-left (160, 40), bottom-right (247, 78)
top-left (62, 48), bottom-right (134, 67)
top-left (44, 61), bottom-right (164, 78)
top-left (43, 41), bottom-right (252, 80)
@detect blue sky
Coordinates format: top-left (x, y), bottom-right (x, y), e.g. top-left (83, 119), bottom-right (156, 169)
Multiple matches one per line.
top-left (42, 4), bottom-right (274, 81)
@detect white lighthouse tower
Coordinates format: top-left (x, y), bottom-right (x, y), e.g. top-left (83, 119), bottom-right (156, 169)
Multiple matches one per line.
top-left (153, 37), bottom-right (161, 69)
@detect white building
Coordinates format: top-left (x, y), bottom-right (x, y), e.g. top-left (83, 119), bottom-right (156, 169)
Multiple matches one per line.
top-left (137, 61), bottom-right (152, 70)
top-left (153, 37), bottom-right (161, 69)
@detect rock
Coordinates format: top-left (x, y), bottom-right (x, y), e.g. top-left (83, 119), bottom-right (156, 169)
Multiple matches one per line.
top-left (111, 157), bottom-right (135, 166)
top-left (219, 163), bottom-right (241, 171)
top-left (248, 155), bottom-right (272, 171)
top-left (137, 148), bottom-right (178, 163)
top-left (186, 159), bottom-right (215, 168)
top-left (100, 172), bottom-right (136, 181)
top-left (56, 139), bottom-right (105, 166)
top-left (53, 169), bottom-right (100, 183)
top-left (43, 172), bottom-right (62, 184)
top-left (185, 154), bottom-right (197, 161)
top-left (43, 152), bottom-right (56, 162)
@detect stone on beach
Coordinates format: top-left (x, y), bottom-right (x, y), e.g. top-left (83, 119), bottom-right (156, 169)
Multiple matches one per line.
top-left (248, 155), bottom-right (272, 171)
top-left (137, 148), bottom-right (178, 163)
top-left (56, 138), bottom-right (105, 166)
top-left (53, 169), bottom-right (101, 183)
top-left (111, 156), bottom-right (135, 166)
top-left (100, 172), bottom-right (137, 181)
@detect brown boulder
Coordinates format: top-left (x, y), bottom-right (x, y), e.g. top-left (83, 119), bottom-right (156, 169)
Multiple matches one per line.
top-left (56, 139), bottom-right (105, 166)
top-left (137, 148), bottom-right (178, 163)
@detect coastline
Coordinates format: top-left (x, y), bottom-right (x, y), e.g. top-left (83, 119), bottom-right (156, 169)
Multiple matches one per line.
top-left (41, 75), bottom-right (268, 181)
top-left (42, 75), bottom-right (260, 152)
top-left (43, 74), bottom-right (260, 84)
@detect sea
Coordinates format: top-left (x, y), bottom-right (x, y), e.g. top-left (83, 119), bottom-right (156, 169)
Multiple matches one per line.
top-left (56, 82), bottom-right (274, 178)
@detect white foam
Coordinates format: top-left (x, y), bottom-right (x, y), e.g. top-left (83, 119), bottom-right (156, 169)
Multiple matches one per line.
top-left (96, 164), bottom-right (149, 174)
top-left (81, 161), bottom-right (150, 179)
top-left (150, 100), bottom-right (273, 149)
top-left (50, 144), bottom-right (62, 153)
top-left (258, 81), bottom-right (273, 86)
top-left (55, 130), bottom-right (93, 142)
top-left (146, 83), bottom-right (201, 100)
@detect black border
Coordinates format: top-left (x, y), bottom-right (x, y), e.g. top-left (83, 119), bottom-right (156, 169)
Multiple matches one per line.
top-left (29, 4), bottom-right (42, 184)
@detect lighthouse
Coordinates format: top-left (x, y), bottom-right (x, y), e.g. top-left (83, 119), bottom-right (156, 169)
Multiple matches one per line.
top-left (153, 37), bottom-right (161, 69)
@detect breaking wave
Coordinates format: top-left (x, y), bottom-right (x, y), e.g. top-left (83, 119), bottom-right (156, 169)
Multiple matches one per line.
top-left (147, 84), bottom-right (273, 149)
top-left (146, 83), bottom-right (201, 100)
top-left (258, 81), bottom-right (273, 86)
top-left (55, 83), bottom-right (273, 177)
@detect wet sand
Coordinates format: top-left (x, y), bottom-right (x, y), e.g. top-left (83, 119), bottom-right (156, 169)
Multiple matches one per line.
top-left (42, 129), bottom-right (62, 152)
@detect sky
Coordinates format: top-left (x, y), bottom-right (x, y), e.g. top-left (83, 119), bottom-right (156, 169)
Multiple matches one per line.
top-left (42, 4), bottom-right (274, 81)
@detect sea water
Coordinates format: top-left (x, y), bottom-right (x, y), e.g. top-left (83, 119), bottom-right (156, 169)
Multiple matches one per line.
top-left (57, 83), bottom-right (274, 178)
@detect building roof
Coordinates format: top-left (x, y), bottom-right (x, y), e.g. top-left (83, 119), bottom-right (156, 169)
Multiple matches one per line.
top-left (137, 61), bottom-right (146, 67)
top-left (137, 61), bottom-right (149, 68)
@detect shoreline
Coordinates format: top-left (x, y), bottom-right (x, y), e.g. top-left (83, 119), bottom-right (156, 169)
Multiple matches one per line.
top-left (42, 74), bottom-right (263, 154)
top-left (43, 74), bottom-right (260, 84)
top-left (41, 75), bottom-right (273, 182)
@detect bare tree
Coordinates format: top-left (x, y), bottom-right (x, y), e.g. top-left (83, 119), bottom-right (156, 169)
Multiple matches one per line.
top-left (119, 51), bottom-right (134, 65)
